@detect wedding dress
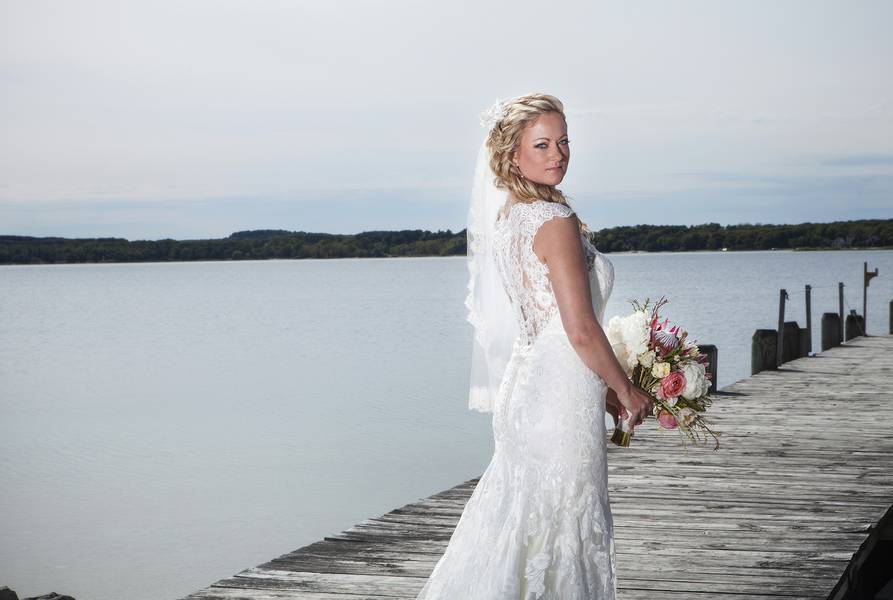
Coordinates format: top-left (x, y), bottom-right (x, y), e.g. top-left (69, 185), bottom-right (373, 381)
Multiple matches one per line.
top-left (416, 199), bottom-right (617, 599)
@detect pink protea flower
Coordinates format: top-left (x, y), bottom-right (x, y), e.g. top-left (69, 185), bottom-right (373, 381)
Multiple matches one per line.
top-left (660, 371), bottom-right (686, 399)
top-left (657, 409), bottom-right (678, 429)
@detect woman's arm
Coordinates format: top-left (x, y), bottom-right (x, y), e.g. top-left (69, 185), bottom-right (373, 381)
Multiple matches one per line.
top-left (533, 214), bottom-right (653, 425)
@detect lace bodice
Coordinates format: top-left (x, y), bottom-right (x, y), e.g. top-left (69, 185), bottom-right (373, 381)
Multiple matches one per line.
top-left (493, 199), bottom-right (614, 346)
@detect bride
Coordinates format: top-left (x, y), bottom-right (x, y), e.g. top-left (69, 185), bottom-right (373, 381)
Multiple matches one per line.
top-left (415, 93), bottom-right (653, 599)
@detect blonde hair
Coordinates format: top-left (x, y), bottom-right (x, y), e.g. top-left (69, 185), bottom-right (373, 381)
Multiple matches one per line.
top-left (486, 93), bottom-right (588, 232)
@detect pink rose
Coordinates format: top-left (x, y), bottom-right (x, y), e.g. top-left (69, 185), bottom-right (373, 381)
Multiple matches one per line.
top-left (659, 371), bottom-right (686, 399)
top-left (657, 409), bottom-right (678, 429)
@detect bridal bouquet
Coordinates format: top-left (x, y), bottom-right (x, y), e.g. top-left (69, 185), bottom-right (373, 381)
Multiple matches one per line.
top-left (605, 297), bottom-right (720, 450)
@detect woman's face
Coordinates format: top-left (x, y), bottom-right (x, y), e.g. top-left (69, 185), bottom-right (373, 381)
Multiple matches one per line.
top-left (511, 111), bottom-right (569, 187)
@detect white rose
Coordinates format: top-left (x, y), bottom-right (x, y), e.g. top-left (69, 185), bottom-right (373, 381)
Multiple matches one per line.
top-left (611, 343), bottom-right (632, 377)
top-left (700, 376), bottom-right (710, 397)
top-left (606, 317), bottom-right (624, 353)
top-left (622, 310), bottom-right (649, 356)
top-left (638, 350), bottom-right (655, 368)
top-left (651, 362), bottom-right (670, 379)
top-left (606, 315), bottom-right (622, 338)
top-left (607, 311), bottom-right (650, 377)
top-left (680, 361), bottom-right (707, 400)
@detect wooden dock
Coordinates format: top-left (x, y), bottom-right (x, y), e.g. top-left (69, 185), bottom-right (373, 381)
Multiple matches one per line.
top-left (182, 335), bottom-right (893, 600)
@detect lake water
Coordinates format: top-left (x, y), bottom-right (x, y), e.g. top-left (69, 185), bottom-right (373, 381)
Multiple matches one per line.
top-left (2, 249), bottom-right (891, 600)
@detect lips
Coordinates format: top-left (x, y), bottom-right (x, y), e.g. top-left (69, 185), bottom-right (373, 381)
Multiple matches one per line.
top-left (546, 166), bottom-right (564, 171)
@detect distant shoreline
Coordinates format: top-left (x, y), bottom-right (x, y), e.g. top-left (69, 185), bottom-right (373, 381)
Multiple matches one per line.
top-left (2, 218), bottom-right (890, 265)
top-left (4, 246), bottom-right (893, 269)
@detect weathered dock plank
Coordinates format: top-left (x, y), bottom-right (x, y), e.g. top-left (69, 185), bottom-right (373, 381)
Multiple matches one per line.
top-left (182, 335), bottom-right (893, 599)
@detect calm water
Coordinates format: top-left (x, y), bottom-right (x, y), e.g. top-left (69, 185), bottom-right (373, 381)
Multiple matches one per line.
top-left (2, 249), bottom-right (891, 599)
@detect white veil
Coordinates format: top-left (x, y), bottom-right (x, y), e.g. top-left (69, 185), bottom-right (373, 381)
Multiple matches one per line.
top-left (465, 98), bottom-right (519, 413)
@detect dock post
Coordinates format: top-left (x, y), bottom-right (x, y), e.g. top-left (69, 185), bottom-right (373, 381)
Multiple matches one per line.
top-left (752, 329), bottom-right (777, 374)
top-left (889, 299), bottom-right (892, 335)
top-left (862, 261), bottom-right (877, 335)
top-left (700, 344), bottom-right (718, 394)
top-left (805, 284), bottom-right (812, 355)
top-left (845, 312), bottom-right (865, 341)
top-left (783, 321), bottom-right (800, 363)
top-left (838, 282), bottom-right (845, 341)
top-left (863, 261), bottom-right (878, 333)
top-left (798, 325), bottom-right (810, 358)
top-left (822, 313), bottom-right (842, 350)
top-left (776, 289), bottom-right (788, 367)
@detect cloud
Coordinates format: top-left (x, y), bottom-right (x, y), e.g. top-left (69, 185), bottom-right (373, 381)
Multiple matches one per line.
top-left (814, 153), bottom-right (893, 167)
top-left (663, 168), bottom-right (893, 197)
top-left (565, 102), bottom-right (692, 118)
top-left (2, 0), bottom-right (892, 238)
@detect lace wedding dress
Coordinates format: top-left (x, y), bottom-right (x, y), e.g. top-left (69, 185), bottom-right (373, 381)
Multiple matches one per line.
top-left (416, 199), bottom-right (617, 599)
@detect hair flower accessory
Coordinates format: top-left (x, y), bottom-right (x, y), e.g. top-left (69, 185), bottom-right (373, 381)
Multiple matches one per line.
top-left (479, 97), bottom-right (506, 130)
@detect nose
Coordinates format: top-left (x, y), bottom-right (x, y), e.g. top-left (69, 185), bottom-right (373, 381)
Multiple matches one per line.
top-left (548, 142), bottom-right (566, 162)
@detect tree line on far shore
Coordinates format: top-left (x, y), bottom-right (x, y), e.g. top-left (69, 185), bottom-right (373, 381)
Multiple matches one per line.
top-left (1, 219), bottom-right (890, 264)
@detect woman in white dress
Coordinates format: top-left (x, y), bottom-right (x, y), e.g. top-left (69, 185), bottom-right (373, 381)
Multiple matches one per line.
top-left (415, 93), bottom-right (653, 600)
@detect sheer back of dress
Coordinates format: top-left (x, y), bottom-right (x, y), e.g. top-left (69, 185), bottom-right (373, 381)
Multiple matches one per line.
top-left (493, 199), bottom-right (598, 346)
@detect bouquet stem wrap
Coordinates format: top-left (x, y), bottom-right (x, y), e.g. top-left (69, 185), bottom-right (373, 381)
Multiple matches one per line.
top-left (610, 414), bottom-right (634, 447)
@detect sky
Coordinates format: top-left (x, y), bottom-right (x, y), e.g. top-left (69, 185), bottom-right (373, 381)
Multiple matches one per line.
top-left (1, 0), bottom-right (891, 240)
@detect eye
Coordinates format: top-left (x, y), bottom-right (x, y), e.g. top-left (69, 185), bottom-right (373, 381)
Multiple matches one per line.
top-left (560, 139), bottom-right (570, 145)
top-left (535, 142), bottom-right (547, 149)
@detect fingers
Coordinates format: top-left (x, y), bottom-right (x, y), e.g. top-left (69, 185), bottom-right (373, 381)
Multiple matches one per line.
top-left (625, 407), bottom-right (645, 427)
top-left (618, 387), bottom-right (656, 428)
top-left (634, 399), bottom-right (649, 426)
top-left (637, 390), bottom-right (654, 423)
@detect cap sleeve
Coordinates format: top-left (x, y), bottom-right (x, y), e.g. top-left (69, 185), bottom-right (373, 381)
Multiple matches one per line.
top-left (515, 200), bottom-right (575, 240)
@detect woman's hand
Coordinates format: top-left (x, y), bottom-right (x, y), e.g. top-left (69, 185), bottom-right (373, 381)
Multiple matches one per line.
top-left (616, 383), bottom-right (654, 428)
top-left (605, 388), bottom-right (627, 428)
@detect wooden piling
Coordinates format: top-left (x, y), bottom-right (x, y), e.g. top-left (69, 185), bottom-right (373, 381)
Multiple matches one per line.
top-left (751, 329), bottom-right (777, 374)
top-left (804, 284), bottom-right (813, 354)
top-left (822, 312), bottom-right (842, 350)
top-left (798, 325), bottom-right (811, 358)
top-left (845, 312), bottom-right (865, 340)
top-left (776, 289), bottom-right (788, 367)
top-left (838, 282), bottom-right (845, 340)
top-left (699, 344), bottom-right (718, 394)
top-left (782, 321), bottom-right (800, 363)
